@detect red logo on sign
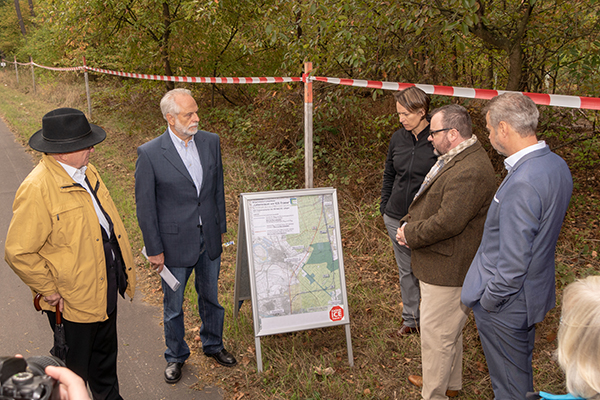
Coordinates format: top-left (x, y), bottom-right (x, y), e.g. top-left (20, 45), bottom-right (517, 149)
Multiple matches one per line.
top-left (329, 306), bottom-right (344, 321)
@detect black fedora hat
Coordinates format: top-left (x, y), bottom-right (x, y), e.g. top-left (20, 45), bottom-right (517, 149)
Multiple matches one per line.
top-left (29, 108), bottom-right (106, 153)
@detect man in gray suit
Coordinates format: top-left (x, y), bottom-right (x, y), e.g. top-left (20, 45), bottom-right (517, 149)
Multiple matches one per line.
top-left (462, 93), bottom-right (573, 399)
top-left (396, 104), bottom-right (496, 400)
top-left (135, 88), bottom-right (236, 384)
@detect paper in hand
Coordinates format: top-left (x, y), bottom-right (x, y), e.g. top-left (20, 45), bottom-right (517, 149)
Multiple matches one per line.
top-left (141, 246), bottom-right (181, 292)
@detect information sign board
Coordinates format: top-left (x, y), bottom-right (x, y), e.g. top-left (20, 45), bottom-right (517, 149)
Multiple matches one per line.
top-left (233, 188), bottom-right (353, 371)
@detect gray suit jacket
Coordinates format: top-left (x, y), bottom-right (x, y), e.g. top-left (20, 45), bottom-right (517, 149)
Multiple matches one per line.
top-left (135, 130), bottom-right (226, 265)
top-left (461, 146), bottom-right (572, 326)
top-left (401, 141), bottom-right (496, 286)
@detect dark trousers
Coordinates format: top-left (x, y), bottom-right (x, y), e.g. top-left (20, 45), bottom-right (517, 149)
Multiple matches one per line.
top-left (46, 309), bottom-right (122, 400)
top-left (472, 290), bottom-right (536, 400)
top-left (163, 230), bottom-right (225, 362)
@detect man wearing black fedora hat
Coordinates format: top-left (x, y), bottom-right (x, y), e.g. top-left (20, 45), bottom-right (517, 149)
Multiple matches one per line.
top-left (5, 108), bottom-right (137, 400)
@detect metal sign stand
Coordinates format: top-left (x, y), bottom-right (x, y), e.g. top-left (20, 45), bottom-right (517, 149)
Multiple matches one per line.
top-left (233, 188), bottom-right (354, 372)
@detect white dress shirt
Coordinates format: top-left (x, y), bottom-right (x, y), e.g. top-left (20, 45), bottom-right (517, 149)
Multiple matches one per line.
top-left (168, 127), bottom-right (203, 225)
top-left (58, 161), bottom-right (111, 237)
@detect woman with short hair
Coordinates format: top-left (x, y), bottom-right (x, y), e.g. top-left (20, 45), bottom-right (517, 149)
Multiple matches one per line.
top-left (380, 86), bottom-right (437, 336)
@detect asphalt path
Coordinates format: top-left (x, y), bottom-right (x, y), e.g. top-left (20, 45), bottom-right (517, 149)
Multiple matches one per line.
top-left (0, 117), bottom-right (222, 400)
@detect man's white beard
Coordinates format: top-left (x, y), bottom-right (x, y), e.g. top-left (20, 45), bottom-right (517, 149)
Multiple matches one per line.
top-left (175, 119), bottom-right (198, 136)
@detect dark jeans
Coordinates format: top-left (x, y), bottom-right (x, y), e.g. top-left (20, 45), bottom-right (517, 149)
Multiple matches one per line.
top-left (162, 231), bottom-right (225, 362)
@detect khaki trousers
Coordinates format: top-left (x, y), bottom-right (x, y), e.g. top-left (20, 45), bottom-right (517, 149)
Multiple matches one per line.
top-left (420, 281), bottom-right (469, 400)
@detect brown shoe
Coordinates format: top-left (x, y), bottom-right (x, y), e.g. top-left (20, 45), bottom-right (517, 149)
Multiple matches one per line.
top-left (408, 374), bottom-right (423, 387)
top-left (409, 375), bottom-right (459, 397)
top-left (398, 324), bottom-right (419, 336)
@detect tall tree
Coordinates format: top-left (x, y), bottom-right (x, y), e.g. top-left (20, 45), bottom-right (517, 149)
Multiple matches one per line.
top-left (14, 0), bottom-right (26, 36)
top-left (414, 0), bottom-right (600, 91)
top-left (160, 1), bottom-right (174, 90)
top-left (0, 0), bottom-right (23, 56)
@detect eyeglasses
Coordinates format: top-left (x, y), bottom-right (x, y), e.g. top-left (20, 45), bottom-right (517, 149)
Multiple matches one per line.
top-left (429, 128), bottom-right (454, 138)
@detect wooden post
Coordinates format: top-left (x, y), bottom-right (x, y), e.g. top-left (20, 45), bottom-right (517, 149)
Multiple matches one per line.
top-left (14, 56), bottom-right (19, 85)
top-left (29, 56), bottom-right (35, 94)
top-left (83, 56), bottom-right (92, 120)
top-left (303, 62), bottom-right (314, 189)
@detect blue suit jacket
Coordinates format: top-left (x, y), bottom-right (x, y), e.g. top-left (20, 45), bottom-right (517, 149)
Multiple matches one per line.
top-left (461, 146), bottom-right (572, 326)
top-left (135, 130), bottom-right (226, 265)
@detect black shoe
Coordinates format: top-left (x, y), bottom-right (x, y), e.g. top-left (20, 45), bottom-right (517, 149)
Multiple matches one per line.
top-left (205, 348), bottom-right (237, 367)
top-left (164, 362), bottom-right (184, 384)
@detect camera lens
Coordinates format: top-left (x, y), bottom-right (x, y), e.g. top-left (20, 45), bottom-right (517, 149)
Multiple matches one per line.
top-left (25, 356), bottom-right (65, 376)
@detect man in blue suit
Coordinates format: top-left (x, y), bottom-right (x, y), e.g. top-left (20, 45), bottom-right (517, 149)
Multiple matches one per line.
top-left (135, 88), bottom-right (236, 384)
top-left (462, 93), bottom-right (572, 399)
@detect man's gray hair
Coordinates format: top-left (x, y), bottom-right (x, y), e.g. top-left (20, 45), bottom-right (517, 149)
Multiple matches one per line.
top-left (160, 88), bottom-right (193, 122)
top-left (557, 275), bottom-right (600, 399)
top-left (484, 93), bottom-right (539, 137)
top-left (430, 104), bottom-right (472, 139)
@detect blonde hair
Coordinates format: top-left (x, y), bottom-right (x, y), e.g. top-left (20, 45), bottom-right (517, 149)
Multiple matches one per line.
top-left (557, 275), bottom-right (600, 399)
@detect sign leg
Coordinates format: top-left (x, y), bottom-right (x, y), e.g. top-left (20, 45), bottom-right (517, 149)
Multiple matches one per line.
top-left (255, 336), bottom-right (263, 372)
top-left (345, 324), bottom-right (354, 367)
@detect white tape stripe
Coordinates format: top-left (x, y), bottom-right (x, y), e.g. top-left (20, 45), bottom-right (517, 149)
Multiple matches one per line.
top-left (381, 82), bottom-right (401, 91)
top-left (414, 84), bottom-right (435, 94)
top-left (352, 80), bottom-right (369, 88)
top-left (324, 77), bottom-right (342, 85)
top-left (453, 87), bottom-right (477, 98)
top-left (549, 95), bottom-right (581, 108)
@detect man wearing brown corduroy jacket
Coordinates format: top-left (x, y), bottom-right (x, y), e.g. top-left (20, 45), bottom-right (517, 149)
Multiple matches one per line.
top-left (396, 104), bottom-right (496, 400)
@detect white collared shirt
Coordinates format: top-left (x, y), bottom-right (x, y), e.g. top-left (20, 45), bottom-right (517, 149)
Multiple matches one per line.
top-left (58, 161), bottom-right (111, 237)
top-left (168, 127), bottom-right (203, 225)
top-left (504, 141), bottom-right (547, 171)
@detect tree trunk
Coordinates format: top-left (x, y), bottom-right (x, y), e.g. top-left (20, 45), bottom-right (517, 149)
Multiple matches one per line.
top-left (506, 42), bottom-right (523, 91)
top-left (14, 0), bottom-right (27, 36)
top-left (486, 50), bottom-right (494, 89)
top-left (467, 0), bottom-right (533, 91)
top-left (161, 1), bottom-right (174, 91)
top-left (451, 42), bottom-right (459, 83)
top-left (296, 0), bottom-right (302, 39)
top-left (28, 0), bottom-right (35, 17)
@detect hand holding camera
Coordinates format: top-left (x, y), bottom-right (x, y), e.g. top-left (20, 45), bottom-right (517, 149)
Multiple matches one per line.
top-left (44, 366), bottom-right (89, 400)
top-left (0, 356), bottom-right (89, 400)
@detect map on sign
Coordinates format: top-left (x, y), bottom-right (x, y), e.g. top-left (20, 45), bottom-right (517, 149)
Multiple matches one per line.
top-left (241, 189), bottom-right (349, 336)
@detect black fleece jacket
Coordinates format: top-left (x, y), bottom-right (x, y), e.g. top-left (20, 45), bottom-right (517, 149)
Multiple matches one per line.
top-left (380, 124), bottom-right (437, 220)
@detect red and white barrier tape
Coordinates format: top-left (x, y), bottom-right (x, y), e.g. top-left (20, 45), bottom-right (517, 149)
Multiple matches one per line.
top-left (4, 60), bottom-right (84, 71)
top-left (310, 77), bottom-right (600, 111)
top-left (32, 62), bottom-right (84, 72)
top-left (4, 61), bottom-right (302, 83)
top-left (4, 59), bottom-right (600, 110)
top-left (85, 66), bottom-right (302, 84)
top-left (9, 61), bottom-right (33, 67)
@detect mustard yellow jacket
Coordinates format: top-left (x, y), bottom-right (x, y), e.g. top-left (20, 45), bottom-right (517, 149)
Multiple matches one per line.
top-left (5, 154), bottom-right (136, 323)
